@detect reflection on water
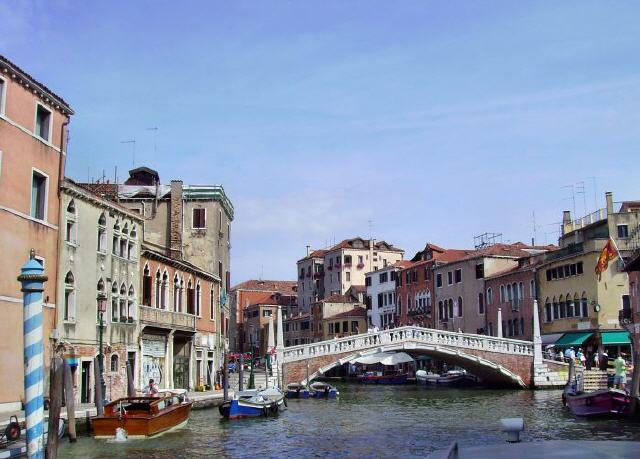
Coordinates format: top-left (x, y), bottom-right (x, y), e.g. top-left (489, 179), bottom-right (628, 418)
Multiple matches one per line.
top-left (59, 384), bottom-right (640, 458)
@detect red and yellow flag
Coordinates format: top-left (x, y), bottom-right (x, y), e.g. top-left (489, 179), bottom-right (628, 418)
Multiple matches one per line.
top-left (595, 238), bottom-right (618, 281)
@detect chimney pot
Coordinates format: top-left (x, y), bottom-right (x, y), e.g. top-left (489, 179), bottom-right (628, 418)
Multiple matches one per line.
top-left (605, 191), bottom-right (614, 214)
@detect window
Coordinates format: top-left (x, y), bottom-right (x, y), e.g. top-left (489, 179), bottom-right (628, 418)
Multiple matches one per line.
top-left (161, 271), bottom-right (168, 309)
top-left (110, 354), bottom-right (119, 372)
top-left (576, 262), bottom-right (583, 275)
top-left (379, 272), bottom-right (388, 283)
top-left (455, 269), bottom-right (462, 283)
top-left (351, 321), bottom-right (358, 333)
top-left (329, 323), bottom-right (334, 334)
top-left (529, 280), bottom-right (535, 298)
top-left (0, 76), bottom-right (6, 114)
top-left (64, 271), bottom-right (75, 321)
top-left (112, 282), bottom-right (119, 322)
top-left (35, 104), bottom-right (52, 141)
top-left (447, 271), bottom-right (453, 285)
top-left (31, 171), bottom-right (47, 220)
top-left (142, 265), bottom-right (152, 306)
top-left (478, 293), bottom-right (484, 314)
top-left (173, 274), bottom-right (180, 311)
top-left (545, 300), bottom-right (552, 322)
top-left (196, 282), bottom-right (202, 317)
top-left (448, 299), bottom-right (454, 319)
top-left (98, 213), bottom-right (107, 252)
top-left (193, 208), bottom-right (206, 229)
top-left (365, 276), bottom-right (371, 287)
top-left (65, 202), bottom-right (77, 244)
top-left (346, 272), bottom-right (351, 282)
top-left (499, 285), bottom-right (505, 302)
top-left (475, 263), bottom-right (484, 279)
top-left (618, 224), bottom-right (629, 238)
top-left (436, 273), bottom-right (442, 288)
top-left (457, 297), bottom-right (463, 317)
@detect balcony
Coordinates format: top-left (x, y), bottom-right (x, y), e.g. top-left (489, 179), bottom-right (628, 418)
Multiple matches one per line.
top-left (409, 306), bottom-right (430, 317)
top-left (139, 305), bottom-right (196, 331)
top-left (545, 243), bottom-right (584, 262)
top-left (357, 263), bottom-right (365, 270)
top-left (619, 308), bottom-right (633, 326)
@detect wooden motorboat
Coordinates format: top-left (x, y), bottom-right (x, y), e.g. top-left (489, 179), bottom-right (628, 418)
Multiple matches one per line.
top-left (562, 387), bottom-right (630, 417)
top-left (309, 381), bottom-right (339, 398)
top-left (286, 383), bottom-right (311, 399)
top-left (219, 388), bottom-right (286, 419)
top-left (358, 371), bottom-right (407, 385)
top-left (92, 393), bottom-right (192, 438)
top-left (416, 369), bottom-right (479, 387)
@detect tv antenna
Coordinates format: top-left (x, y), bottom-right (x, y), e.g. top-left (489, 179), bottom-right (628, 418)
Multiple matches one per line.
top-left (120, 140), bottom-right (136, 168)
top-left (147, 127), bottom-right (159, 156)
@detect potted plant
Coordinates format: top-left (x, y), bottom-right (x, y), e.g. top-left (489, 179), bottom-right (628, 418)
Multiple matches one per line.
top-left (357, 263), bottom-right (365, 270)
top-left (127, 316), bottom-right (134, 323)
top-left (119, 316), bottom-right (127, 323)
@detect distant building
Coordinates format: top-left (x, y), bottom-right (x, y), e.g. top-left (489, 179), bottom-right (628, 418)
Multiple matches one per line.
top-left (323, 307), bottom-right (367, 340)
top-left (434, 243), bottom-right (549, 334)
top-left (57, 179), bottom-right (142, 403)
top-left (365, 261), bottom-right (412, 328)
top-left (284, 312), bottom-right (312, 347)
top-left (0, 54), bottom-right (74, 410)
top-left (396, 244), bottom-right (470, 328)
top-left (296, 249), bottom-right (327, 313)
top-left (230, 280), bottom-right (297, 352)
top-left (623, 252), bottom-right (640, 353)
top-left (538, 192), bottom-right (639, 353)
top-left (311, 293), bottom-right (366, 341)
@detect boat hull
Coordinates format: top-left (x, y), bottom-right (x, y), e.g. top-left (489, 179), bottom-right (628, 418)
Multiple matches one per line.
top-left (92, 401), bottom-right (192, 438)
top-left (417, 374), bottom-right (477, 387)
top-left (309, 383), bottom-right (339, 398)
top-left (218, 398), bottom-right (280, 419)
top-left (286, 389), bottom-right (311, 399)
top-left (358, 374), bottom-right (408, 385)
top-left (563, 389), bottom-right (631, 417)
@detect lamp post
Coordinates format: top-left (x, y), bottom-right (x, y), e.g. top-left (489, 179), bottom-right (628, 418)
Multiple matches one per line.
top-left (97, 293), bottom-right (107, 400)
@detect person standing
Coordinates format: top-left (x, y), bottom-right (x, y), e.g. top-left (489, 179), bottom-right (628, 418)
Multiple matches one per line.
top-left (613, 354), bottom-right (627, 391)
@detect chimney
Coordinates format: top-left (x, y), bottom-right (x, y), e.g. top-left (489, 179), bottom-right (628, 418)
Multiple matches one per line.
top-left (561, 210), bottom-right (572, 236)
top-left (306, 245), bottom-right (311, 256)
top-left (170, 180), bottom-right (183, 260)
top-left (605, 191), bottom-right (614, 215)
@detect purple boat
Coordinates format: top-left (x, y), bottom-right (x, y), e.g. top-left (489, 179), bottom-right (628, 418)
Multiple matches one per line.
top-left (357, 371), bottom-right (408, 385)
top-left (562, 387), bottom-right (631, 417)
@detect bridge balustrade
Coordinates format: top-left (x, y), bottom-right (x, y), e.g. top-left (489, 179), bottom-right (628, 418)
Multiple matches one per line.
top-left (282, 326), bottom-right (534, 363)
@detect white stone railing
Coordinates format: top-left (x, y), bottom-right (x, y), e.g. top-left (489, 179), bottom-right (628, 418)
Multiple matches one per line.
top-left (139, 305), bottom-right (196, 330)
top-left (282, 326), bottom-right (534, 363)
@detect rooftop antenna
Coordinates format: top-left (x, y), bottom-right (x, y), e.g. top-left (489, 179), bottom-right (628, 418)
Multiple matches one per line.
top-left (588, 176), bottom-right (598, 210)
top-left (368, 219), bottom-right (373, 240)
top-left (562, 184), bottom-right (576, 218)
top-left (576, 181), bottom-right (588, 216)
top-left (147, 127), bottom-right (159, 158)
top-left (120, 140), bottom-right (136, 168)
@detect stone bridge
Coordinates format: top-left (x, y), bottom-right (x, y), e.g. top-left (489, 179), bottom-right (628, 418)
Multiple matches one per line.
top-left (281, 326), bottom-right (558, 388)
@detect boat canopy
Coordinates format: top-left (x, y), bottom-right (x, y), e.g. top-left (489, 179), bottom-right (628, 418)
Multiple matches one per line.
top-left (554, 331), bottom-right (593, 347)
top-left (601, 330), bottom-right (631, 345)
top-left (352, 352), bottom-right (414, 365)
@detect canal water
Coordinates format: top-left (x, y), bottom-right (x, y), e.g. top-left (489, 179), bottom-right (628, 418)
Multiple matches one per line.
top-left (59, 384), bottom-right (640, 458)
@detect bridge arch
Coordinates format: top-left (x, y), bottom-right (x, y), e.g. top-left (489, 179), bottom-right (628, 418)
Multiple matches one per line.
top-left (300, 345), bottom-right (526, 387)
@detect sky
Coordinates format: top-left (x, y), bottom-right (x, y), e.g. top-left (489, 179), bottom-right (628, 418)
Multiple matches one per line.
top-left (2, 1), bottom-right (640, 284)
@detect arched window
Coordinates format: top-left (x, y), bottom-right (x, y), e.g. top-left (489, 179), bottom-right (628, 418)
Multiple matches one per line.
top-left (196, 281), bottom-right (202, 317)
top-left (566, 292), bottom-right (574, 317)
top-left (488, 322), bottom-right (493, 336)
top-left (161, 271), bottom-right (168, 309)
top-left (478, 292), bottom-right (484, 314)
top-left (64, 272), bottom-right (75, 321)
top-left (210, 286), bottom-right (216, 320)
top-left (119, 283), bottom-right (127, 321)
top-left (448, 298), bottom-right (454, 319)
top-left (518, 282), bottom-right (524, 302)
top-left (520, 317), bottom-right (525, 336)
top-left (581, 292), bottom-right (588, 317)
top-left (179, 277), bottom-right (185, 312)
top-left (457, 296), bottom-right (463, 317)
top-left (97, 278), bottom-right (105, 292)
top-left (544, 298), bottom-right (552, 322)
top-left (438, 301), bottom-right (444, 321)
top-left (142, 264), bottom-right (152, 306)
top-left (559, 294), bottom-right (566, 318)
top-left (499, 285), bottom-right (505, 303)
top-left (97, 212), bottom-right (107, 252)
top-left (187, 279), bottom-right (195, 315)
top-left (507, 319), bottom-right (513, 337)
top-left (110, 354), bottom-right (119, 372)
top-left (506, 284), bottom-right (513, 303)
top-left (486, 288), bottom-right (493, 305)
top-left (111, 281), bottom-right (119, 321)
top-left (574, 293), bottom-right (581, 317)
top-left (155, 270), bottom-right (161, 307)
top-left (173, 273), bottom-right (180, 311)
top-left (65, 200), bottom-right (77, 244)
top-left (112, 220), bottom-right (121, 256)
top-left (552, 296), bottom-right (559, 320)
top-left (127, 285), bottom-right (135, 320)
top-left (122, 223), bottom-right (129, 236)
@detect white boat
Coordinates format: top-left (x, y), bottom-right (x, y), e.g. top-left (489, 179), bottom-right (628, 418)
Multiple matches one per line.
top-left (416, 369), bottom-right (478, 387)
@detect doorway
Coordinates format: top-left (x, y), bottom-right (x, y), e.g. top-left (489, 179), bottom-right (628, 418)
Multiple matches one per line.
top-left (81, 361), bottom-right (91, 403)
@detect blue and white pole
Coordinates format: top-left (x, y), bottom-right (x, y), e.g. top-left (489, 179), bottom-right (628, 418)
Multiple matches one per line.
top-left (17, 249), bottom-right (48, 459)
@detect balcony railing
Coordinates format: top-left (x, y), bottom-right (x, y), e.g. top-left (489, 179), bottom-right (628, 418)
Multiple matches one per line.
top-left (619, 308), bottom-right (633, 326)
top-left (545, 243), bottom-right (584, 262)
top-left (139, 305), bottom-right (196, 331)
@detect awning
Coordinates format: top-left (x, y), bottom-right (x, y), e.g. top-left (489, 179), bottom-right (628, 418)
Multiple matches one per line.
top-left (542, 333), bottom-right (564, 346)
top-left (352, 352), bottom-right (414, 366)
top-left (555, 332), bottom-right (594, 347)
top-left (601, 330), bottom-right (631, 345)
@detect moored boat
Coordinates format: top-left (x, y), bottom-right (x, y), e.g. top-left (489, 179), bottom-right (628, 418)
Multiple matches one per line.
top-left (92, 393), bottom-right (192, 439)
top-left (562, 387), bottom-right (630, 417)
top-left (357, 371), bottom-right (408, 385)
top-left (309, 381), bottom-right (339, 398)
top-left (286, 383), bottom-right (311, 399)
top-left (219, 388), bottom-right (286, 419)
top-left (416, 369), bottom-right (478, 387)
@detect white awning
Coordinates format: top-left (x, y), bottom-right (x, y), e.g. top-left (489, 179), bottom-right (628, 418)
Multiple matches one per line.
top-left (352, 352), bottom-right (414, 365)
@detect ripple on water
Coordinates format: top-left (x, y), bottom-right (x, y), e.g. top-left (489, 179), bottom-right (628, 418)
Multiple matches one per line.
top-left (58, 384), bottom-right (640, 458)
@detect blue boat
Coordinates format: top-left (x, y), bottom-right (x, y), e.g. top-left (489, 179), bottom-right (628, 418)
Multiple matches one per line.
top-left (286, 383), bottom-right (311, 399)
top-left (309, 381), bottom-right (339, 399)
top-left (219, 389), bottom-right (286, 420)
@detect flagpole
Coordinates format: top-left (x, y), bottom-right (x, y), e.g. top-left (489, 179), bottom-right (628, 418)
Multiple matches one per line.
top-left (609, 236), bottom-right (624, 260)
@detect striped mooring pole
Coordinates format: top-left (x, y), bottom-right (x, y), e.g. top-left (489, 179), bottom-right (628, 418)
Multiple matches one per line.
top-left (17, 249), bottom-right (48, 459)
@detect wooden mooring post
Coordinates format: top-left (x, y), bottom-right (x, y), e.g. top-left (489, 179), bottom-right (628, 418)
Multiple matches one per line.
top-left (46, 357), bottom-right (63, 458)
top-left (93, 356), bottom-right (104, 416)
top-left (63, 361), bottom-right (77, 442)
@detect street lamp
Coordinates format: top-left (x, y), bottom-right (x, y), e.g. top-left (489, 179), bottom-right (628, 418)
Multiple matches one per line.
top-left (97, 293), bottom-right (107, 399)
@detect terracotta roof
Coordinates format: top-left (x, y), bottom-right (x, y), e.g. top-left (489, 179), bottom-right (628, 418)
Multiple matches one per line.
top-left (619, 201), bottom-right (640, 212)
top-left (285, 312), bottom-right (311, 321)
top-left (0, 54), bottom-right (74, 114)
top-left (390, 260), bottom-right (414, 269)
top-left (245, 292), bottom-right (298, 308)
top-left (484, 256), bottom-right (545, 280)
top-left (232, 280), bottom-right (298, 294)
top-left (454, 243), bottom-right (534, 263)
top-left (77, 183), bottom-right (119, 200)
top-left (327, 237), bottom-right (404, 253)
top-left (348, 285), bottom-right (367, 294)
top-left (297, 249), bottom-right (329, 263)
top-left (322, 294), bottom-right (359, 303)
top-left (327, 307), bottom-right (367, 319)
